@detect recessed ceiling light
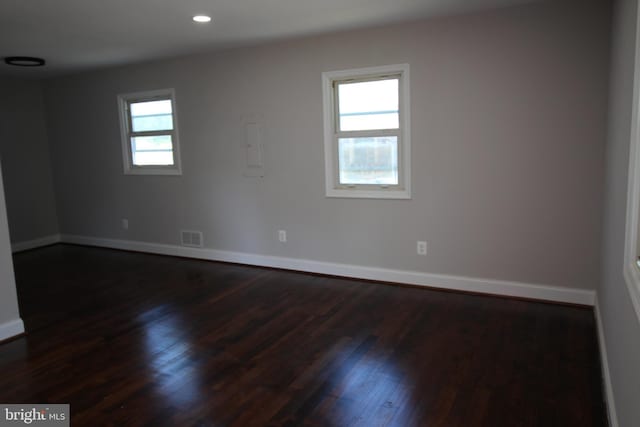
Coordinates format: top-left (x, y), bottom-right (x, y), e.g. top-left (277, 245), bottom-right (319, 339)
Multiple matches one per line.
top-left (192, 15), bottom-right (212, 23)
top-left (3, 56), bottom-right (46, 67)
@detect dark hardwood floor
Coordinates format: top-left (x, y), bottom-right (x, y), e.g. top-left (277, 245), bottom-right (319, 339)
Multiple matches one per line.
top-left (0, 244), bottom-right (606, 426)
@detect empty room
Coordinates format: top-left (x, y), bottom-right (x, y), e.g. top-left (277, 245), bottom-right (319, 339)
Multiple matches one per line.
top-left (0, 0), bottom-right (638, 425)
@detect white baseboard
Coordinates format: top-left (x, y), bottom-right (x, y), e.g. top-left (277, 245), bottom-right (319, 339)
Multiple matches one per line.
top-left (60, 234), bottom-right (595, 306)
top-left (12, 234), bottom-right (61, 253)
top-left (594, 297), bottom-right (619, 427)
top-left (0, 318), bottom-right (24, 342)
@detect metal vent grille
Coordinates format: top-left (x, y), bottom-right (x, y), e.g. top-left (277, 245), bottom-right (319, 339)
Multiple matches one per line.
top-left (180, 230), bottom-right (203, 248)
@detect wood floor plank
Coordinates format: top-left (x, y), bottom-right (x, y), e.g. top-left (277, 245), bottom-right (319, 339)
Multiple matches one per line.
top-left (0, 244), bottom-right (607, 426)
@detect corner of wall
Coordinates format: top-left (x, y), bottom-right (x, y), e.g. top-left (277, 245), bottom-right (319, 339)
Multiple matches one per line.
top-left (0, 318), bottom-right (24, 342)
top-left (594, 295), bottom-right (619, 427)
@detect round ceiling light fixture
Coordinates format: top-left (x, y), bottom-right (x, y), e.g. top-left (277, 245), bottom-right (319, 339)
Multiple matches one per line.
top-left (192, 15), bottom-right (212, 23)
top-left (4, 56), bottom-right (46, 67)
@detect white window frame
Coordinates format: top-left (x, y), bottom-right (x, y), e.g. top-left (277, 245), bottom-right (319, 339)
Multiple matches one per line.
top-left (322, 64), bottom-right (411, 199)
top-left (623, 6), bottom-right (640, 324)
top-left (117, 88), bottom-right (182, 175)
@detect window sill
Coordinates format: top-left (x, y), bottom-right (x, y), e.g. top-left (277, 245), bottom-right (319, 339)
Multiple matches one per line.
top-left (124, 167), bottom-right (182, 176)
top-left (326, 187), bottom-right (411, 199)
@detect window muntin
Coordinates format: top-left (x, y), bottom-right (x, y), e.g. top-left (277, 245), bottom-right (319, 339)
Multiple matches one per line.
top-left (118, 89), bottom-right (182, 175)
top-left (323, 64), bottom-right (410, 199)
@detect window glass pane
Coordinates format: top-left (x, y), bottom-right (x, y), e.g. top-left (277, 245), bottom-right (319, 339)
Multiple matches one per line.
top-left (338, 79), bottom-right (399, 131)
top-left (131, 135), bottom-right (174, 166)
top-left (130, 99), bottom-right (173, 132)
top-left (338, 136), bottom-right (398, 185)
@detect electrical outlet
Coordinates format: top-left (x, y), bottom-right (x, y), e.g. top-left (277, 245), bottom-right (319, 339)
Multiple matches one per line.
top-left (122, 218), bottom-right (129, 230)
top-left (278, 230), bottom-right (287, 243)
top-left (417, 241), bottom-right (427, 256)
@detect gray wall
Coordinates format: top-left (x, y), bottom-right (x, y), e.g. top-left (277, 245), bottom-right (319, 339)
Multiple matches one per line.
top-left (600, 0), bottom-right (640, 425)
top-left (0, 162), bottom-right (22, 329)
top-left (44, 0), bottom-right (610, 290)
top-left (0, 78), bottom-right (59, 243)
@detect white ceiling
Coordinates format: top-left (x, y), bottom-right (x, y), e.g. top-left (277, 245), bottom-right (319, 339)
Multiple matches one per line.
top-left (0, 0), bottom-right (538, 77)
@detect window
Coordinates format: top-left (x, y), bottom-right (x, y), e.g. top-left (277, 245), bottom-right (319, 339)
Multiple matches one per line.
top-left (117, 89), bottom-right (182, 175)
top-left (322, 64), bottom-right (410, 199)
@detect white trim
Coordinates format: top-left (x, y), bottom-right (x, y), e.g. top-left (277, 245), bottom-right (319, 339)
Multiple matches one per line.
top-left (622, 0), bottom-right (640, 324)
top-left (322, 64), bottom-right (411, 199)
top-left (117, 88), bottom-right (183, 176)
top-left (11, 234), bottom-right (61, 253)
top-left (0, 318), bottom-right (24, 342)
top-left (60, 234), bottom-right (594, 305)
top-left (594, 297), bottom-right (619, 427)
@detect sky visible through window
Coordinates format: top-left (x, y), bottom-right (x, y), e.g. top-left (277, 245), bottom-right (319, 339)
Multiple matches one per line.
top-left (338, 78), bottom-right (399, 131)
top-left (131, 100), bottom-right (173, 131)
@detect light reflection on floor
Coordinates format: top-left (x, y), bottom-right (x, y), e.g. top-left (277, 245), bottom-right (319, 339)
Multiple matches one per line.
top-left (139, 309), bottom-right (417, 425)
top-left (139, 306), bottom-right (204, 409)
top-left (317, 340), bottom-right (414, 426)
